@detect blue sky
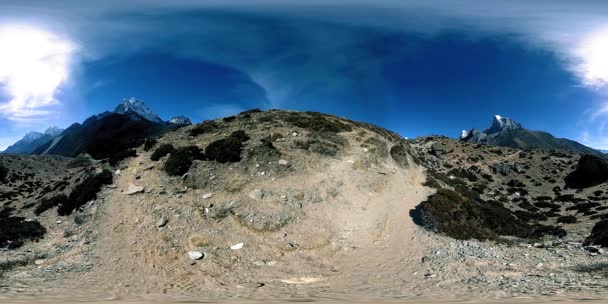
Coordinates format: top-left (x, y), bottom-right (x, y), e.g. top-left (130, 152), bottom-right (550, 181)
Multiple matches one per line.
top-left (1, 1), bottom-right (608, 149)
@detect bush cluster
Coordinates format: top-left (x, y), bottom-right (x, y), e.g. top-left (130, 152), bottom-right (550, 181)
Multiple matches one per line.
top-left (0, 217), bottom-right (46, 249)
top-left (150, 144), bottom-right (175, 161)
top-left (57, 170), bottom-right (113, 216)
top-left (205, 131), bottom-right (250, 163)
top-left (164, 146), bottom-right (205, 176)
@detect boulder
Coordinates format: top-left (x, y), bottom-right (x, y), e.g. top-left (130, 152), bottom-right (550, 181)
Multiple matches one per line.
top-left (430, 143), bottom-right (445, 157)
top-left (491, 163), bottom-right (511, 176)
top-left (565, 154), bottom-right (608, 189)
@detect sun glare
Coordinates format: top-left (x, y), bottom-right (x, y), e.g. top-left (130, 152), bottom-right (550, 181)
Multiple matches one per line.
top-left (576, 27), bottom-right (608, 88)
top-left (0, 25), bottom-right (74, 121)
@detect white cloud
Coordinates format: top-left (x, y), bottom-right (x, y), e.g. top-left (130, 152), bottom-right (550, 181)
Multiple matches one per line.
top-left (0, 25), bottom-right (75, 121)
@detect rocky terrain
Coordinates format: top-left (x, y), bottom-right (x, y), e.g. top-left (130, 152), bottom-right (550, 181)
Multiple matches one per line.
top-left (1, 110), bottom-right (608, 302)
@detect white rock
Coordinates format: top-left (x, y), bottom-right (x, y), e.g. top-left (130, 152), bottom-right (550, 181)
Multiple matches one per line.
top-left (231, 243), bottom-right (244, 250)
top-left (115, 169), bottom-right (121, 175)
top-left (124, 184), bottom-right (145, 195)
top-left (278, 159), bottom-right (289, 166)
top-left (157, 217), bottom-right (168, 227)
top-left (202, 193), bottom-right (213, 199)
top-left (187, 251), bottom-right (204, 260)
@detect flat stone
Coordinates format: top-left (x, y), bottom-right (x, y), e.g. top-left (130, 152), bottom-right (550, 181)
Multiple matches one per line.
top-left (278, 159), bottom-right (288, 166)
top-left (124, 184), bottom-right (144, 195)
top-left (231, 243), bottom-right (244, 250)
top-left (202, 193), bottom-right (213, 199)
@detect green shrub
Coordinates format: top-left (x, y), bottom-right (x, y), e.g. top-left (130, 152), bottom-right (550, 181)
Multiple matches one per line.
top-left (150, 144), bottom-right (175, 161)
top-left (66, 156), bottom-right (93, 168)
top-left (205, 131), bottom-right (250, 163)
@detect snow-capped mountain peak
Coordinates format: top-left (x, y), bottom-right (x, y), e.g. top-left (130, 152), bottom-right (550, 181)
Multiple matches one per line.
top-left (114, 98), bottom-right (164, 124)
top-left (44, 126), bottom-right (64, 136)
top-left (487, 114), bottom-right (522, 134)
top-left (460, 130), bottom-right (469, 139)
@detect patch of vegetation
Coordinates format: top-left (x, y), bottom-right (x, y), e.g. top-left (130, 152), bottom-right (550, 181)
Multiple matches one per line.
top-left (573, 262), bottom-right (608, 278)
top-left (143, 138), bottom-right (157, 151)
top-left (164, 146), bottom-right (205, 176)
top-left (557, 215), bottom-right (578, 224)
top-left (362, 137), bottom-right (388, 158)
top-left (280, 111), bottom-right (352, 134)
top-left (566, 202), bottom-right (601, 214)
top-left (58, 170), bottom-right (113, 216)
top-left (448, 168), bottom-right (478, 182)
top-left (0, 217), bottom-right (46, 249)
top-left (66, 155), bottom-right (93, 168)
top-left (190, 120), bottom-right (219, 136)
top-left (150, 144), bottom-right (175, 161)
top-left (205, 131), bottom-right (250, 163)
top-left (35, 195), bottom-right (68, 215)
top-left (411, 188), bottom-right (565, 241)
top-left (390, 144), bottom-right (409, 167)
top-left (109, 149), bottom-right (137, 166)
top-left (0, 165), bottom-right (8, 182)
top-left (585, 219), bottom-right (608, 247)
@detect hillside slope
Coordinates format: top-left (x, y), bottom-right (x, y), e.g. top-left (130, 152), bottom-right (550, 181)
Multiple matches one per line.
top-left (2, 110), bottom-right (608, 301)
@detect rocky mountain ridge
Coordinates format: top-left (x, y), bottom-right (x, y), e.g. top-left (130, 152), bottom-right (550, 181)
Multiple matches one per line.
top-left (461, 115), bottom-right (602, 156)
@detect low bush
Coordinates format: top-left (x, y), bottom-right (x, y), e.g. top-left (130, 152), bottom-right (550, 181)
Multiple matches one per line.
top-left (557, 215), bottom-right (578, 224)
top-left (164, 146), bottom-right (205, 176)
top-left (58, 170), bottom-right (113, 216)
top-left (0, 217), bottom-right (46, 249)
top-left (205, 131), bottom-right (250, 163)
top-left (585, 219), bottom-right (608, 247)
top-left (143, 138), bottom-right (157, 151)
top-left (66, 156), bottom-right (93, 168)
top-left (150, 144), bottom-right (175, 161)
top-left (35, 195), bottom-right (68, 215)
top-left (190, 120), bottom-right (219, 136)
top-left (280, 111), bottom-right (352, 134)
top-left (390, 144), bottom-right (409, 167)
top-left (411, 188), bottom-right (567, 241)
top-left (109, 149), bottom-right (137, 166)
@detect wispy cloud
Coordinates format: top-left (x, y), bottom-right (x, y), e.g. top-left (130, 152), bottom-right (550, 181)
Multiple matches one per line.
top-left (0, 25), bottom-right (75, 122)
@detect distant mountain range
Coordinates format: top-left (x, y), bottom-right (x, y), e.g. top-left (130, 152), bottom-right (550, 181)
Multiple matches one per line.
top-left (3, 98), bottom-right (191, 158)
top-left (3, 127), bottom-right (64, 155)
top-left (461, 115), bottom-right (603, 156)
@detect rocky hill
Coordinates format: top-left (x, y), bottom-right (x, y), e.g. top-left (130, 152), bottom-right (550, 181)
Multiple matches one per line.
top-left (2, 110), bottom-right (608, 301)
top-left (461, 115), bottom-right (602, 156)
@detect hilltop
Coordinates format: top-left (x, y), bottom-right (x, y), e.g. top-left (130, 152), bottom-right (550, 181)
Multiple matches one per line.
top-left (0, 110), bottom-right (607, 301)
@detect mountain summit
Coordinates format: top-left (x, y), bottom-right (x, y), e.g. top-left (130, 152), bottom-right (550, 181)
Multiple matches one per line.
top-left (461, 115), bottom-right (601, 156)
top-left (114, 98), bottom-right (164, 124)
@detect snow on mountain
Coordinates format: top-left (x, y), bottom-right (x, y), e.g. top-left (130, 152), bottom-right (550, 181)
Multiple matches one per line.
top-left (168, 116), bottom-right (192, 125)
top-left (114, 98), bottom-right (164, 124)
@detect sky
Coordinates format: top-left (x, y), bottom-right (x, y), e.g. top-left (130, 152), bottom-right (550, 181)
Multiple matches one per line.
top-left (0, 1), bottom-right (608, 150)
